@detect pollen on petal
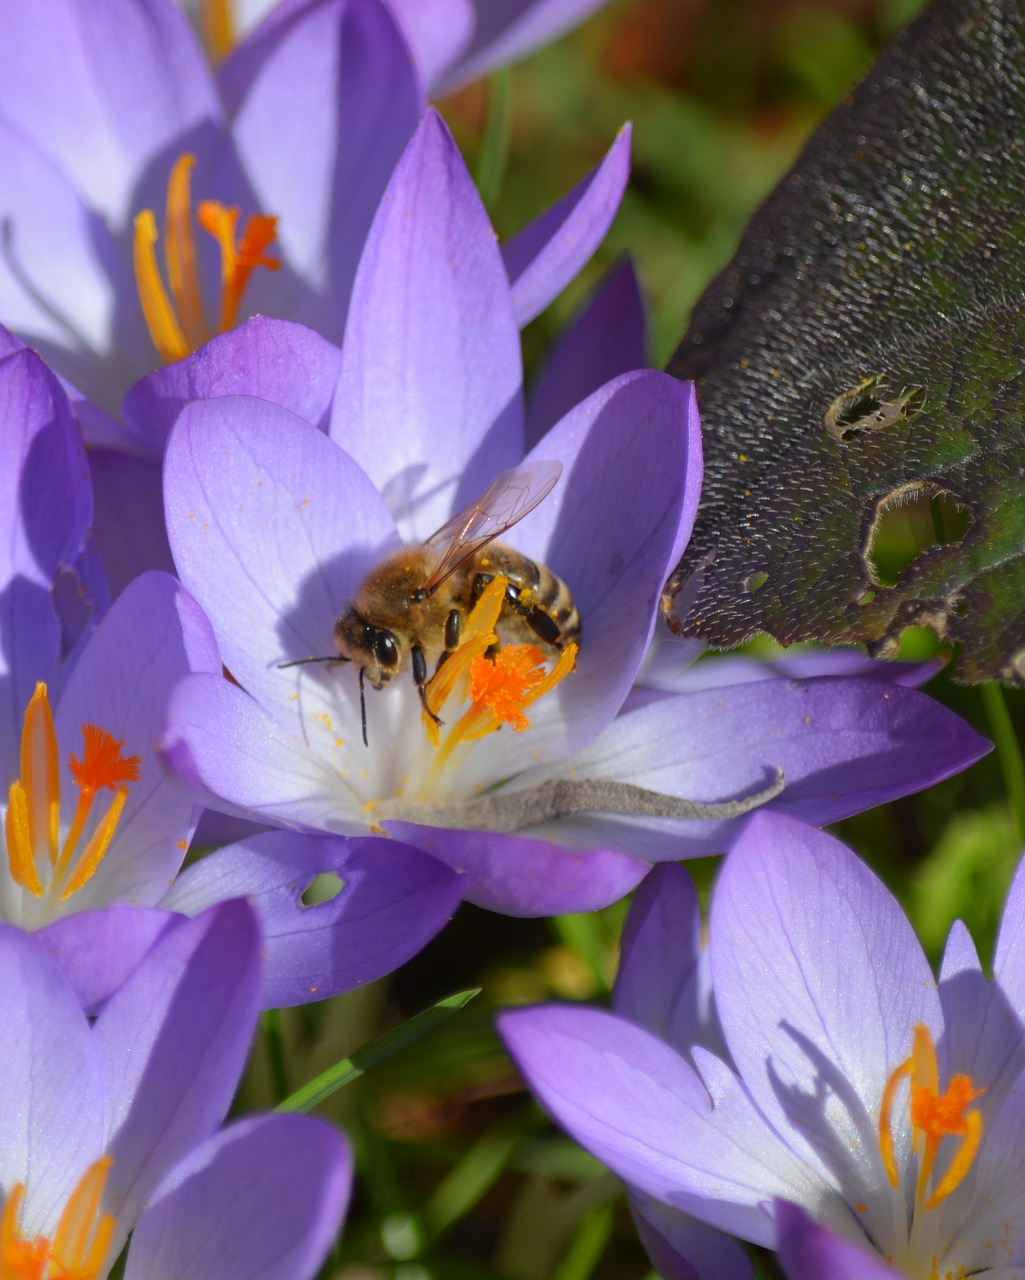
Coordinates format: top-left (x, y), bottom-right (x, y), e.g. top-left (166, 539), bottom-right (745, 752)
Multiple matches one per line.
top-left (68, 725), bottom-right (141, 793)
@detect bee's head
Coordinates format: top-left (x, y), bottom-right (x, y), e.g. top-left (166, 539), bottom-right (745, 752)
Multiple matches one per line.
top-left (334, 610), bottom-right (402, 689)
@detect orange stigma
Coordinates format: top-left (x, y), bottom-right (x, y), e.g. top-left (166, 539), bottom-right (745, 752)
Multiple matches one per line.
top-left (879, 1023), bottom-right (984, 1211)
top-left (4, 684), bottom-right (141, 909)
top-left (0, 1157), bottom-right (114, 1280)
top-left (133, 152), bottom-right (279, 363)
top-left (420, 577), bottom-right (577, 783)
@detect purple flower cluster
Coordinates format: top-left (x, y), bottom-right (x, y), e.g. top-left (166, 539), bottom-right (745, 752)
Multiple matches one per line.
top-left (0, 0), bottom-right (1001, 1275)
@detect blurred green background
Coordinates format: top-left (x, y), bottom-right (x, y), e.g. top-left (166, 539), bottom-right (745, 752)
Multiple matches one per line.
top-left (233, 3), bottom-right (1025, 1276)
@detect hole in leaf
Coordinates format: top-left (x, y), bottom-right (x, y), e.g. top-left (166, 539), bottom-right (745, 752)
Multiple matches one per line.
top-left (742, 570), bottom-right (768, 593)
top-left (300, 871), bottom-right (345, 907)
top-left (863, 484), bottom-right (973, 588)
top-left (825, 377), bottom-right (923, 442)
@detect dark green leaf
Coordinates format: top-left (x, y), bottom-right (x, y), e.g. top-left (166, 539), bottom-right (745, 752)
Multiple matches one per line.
top-left (274, 987), bottom-right (479, 1114)
top-left (664, 0), bottom-right (1025, 681)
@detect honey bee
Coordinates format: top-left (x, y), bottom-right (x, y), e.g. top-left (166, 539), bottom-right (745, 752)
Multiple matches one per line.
top-left (303, 462), bottom-right (580, 746)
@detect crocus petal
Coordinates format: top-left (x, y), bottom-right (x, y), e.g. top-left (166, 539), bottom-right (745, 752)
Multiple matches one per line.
top-left (530, 676), bottom-right (991, 859)
top-left (994, 845), bottom-right (1025, 1017)
top-left (160, 671), bottom-right (365, 830)
top-left (940, 919), bottom-right (1025, 1119)
top-left (332, 108), bottom-right (524, 539)
top-left (164, 395), bottom-right (395, 725)
top-left (499, 1004), bottom-right (827, 1244)
top-left (388, 0), bottom-right (474, 91)
top-left (49, 572), bottom-right (219, 913)
top-left (710, 814), bottom-right (939, 1225)
top-left (161, 829), bottom-right (462, 1006)
top-left (641, 643), bottom-right (942, 694)
top-left (220, 0), bottom-right (422, 338)
top-left (501, 125), bottom-right (631, 328)
top-left (0, 122), bottom-right (154, 409)
top-left (125, 1114), bottom-right (351, 1280)
top-left (438, 0), bottom-right (614, 93)
top-left (38, 903), bottom-right (181, 1014)
top-left (97, 899), bottom-right (262, 1256)
top-left (0, 925), bottom-right (104, 1231)
top-left (775, 1201), bottom-right (902, 1280)
top-left (121, 317), bottom-right (341, 459)
top-left (88, 452), bottom-right (176, 597)
top-left (613, 863), bottom-right (722, 1061)
top-left (386, 822), bottom-right (646, 916)
top-left (629, 1192), bottom-right (753, 1280)
top-left (526, 256), bottom-right (647, 449)
top-left (491, 371), bottom-right (701, 766)
top-left (0, 345), bottom-right (92, 775)
top-left (0, 0), bottom-right (222, 227)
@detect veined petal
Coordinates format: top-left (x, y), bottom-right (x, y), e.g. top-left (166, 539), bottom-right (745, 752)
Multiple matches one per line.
top-left (121, 317), bottom-right (341, 457)
top-left (499, 1005), bottom-right (829, 1243)
top-left (161, 829), bottom-right (462, 1007)
top-left (0, 925), bottom-right (104, 1233)
top-left (775, 1201), bottom-right (903, 1280)
top-left (332, 108), bottom-right (524, 541)
top-left (125, 1114), bottom-right (351, 1280)
top-left (38, 903), bottom-right (180, 1014)
top-left (164, 395), bottom-right (396, 725)
top-left (51, 572), bottom-right (219, 913)
top-left (220, 0), bottom-right (422, 337)
top-left (0, 0), bottom-right (222, 227)
top-left (501, 125), bottom-right (631, 328)
top-left (159, 672), bottom-right (366, 831)
top-left (385, 822), bottom-right (646, 917)
top-left (526, 256), bottom-right (647, 450)
top-left (0, 346), bottom-right (93, 781)
top-left (710, 815), bottom-right (939, 1232)
top-left (96, 899), bottom-right (262, 1260)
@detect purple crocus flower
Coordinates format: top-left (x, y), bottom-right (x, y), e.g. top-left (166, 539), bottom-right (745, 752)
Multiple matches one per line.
top-left (0, 0), bottom-right (628, 431)
top-left (158, 112), bottom-right (987, 918)
top-left (501, 811), bottom-right (1025, 1279)
top-left (0, 329), bottom-right (462, 1010)
top-left (0, 897), bottom-right (351, 1279)
top-left (183, 0), bottom-right (615, 98)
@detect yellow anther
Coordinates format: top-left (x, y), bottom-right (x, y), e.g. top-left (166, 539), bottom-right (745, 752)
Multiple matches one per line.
top-left (134, 152), bottom-right (279, 364)
top-left (879, 1023), bottom-right (984, 1212)
top-left (1, 1157), bottom-right (114, 1280)
top-left (199, 0), bottom-right (236, 62)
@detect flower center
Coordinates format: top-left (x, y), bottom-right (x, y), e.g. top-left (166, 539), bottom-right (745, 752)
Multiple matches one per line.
top-left (133, 152), bottom-right (280, 364)
top-left (0, 1157), bottom-right (114, 1280)
top-left (879, 1023), bottom-right (984, 1214)
top-left (4, 684), bottom-right (141, 913)
top-left (416, 577), bottom-right (577, 793)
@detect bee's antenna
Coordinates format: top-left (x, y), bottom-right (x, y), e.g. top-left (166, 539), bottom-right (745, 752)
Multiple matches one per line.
top-left (277, 654), bottom-right (346, 669)
top-left (359, 667), bottom-right (368, 748)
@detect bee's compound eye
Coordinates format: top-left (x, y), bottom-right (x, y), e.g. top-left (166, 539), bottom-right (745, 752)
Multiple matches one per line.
top-left (373, 631), bottom-right (399, 669)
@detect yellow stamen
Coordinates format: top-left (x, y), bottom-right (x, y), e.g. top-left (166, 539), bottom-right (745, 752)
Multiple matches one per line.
top-left (3, 688), bottom-right (140, 910)
top-left (133, 208), bottom-right (190, 364)
top-left (134, 153), bottom-right (280, 364)
top-left (421, 577), bottom-right (506, 745)
top-left (21, 684), bottom-right (59, 870)
top-left (199, 0), bottom-right (236, 62)
top-left (51, 1157), bottom-right (115, 1279)
top-left (0, 1157), bottom-right (115, 1280)
top-left (165, 154), bottom-right (205, 352)
top-left (878, 1023), bottom-right (984, 1211)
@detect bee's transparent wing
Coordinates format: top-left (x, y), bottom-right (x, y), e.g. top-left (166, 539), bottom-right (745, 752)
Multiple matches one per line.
top-left (423, 460), bottom-right (562, 591)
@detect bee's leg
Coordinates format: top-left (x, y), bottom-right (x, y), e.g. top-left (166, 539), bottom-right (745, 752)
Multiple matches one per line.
top-left (433, 609), bottom-right (462, 676)
top-left (473, 572), bottom-right (564, 650)
top-left (412, 643), bottom-right (442, 726)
